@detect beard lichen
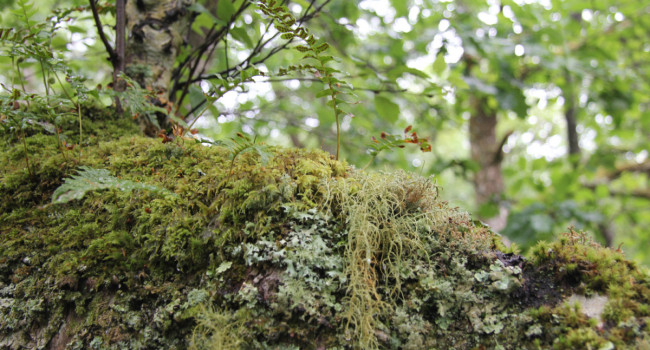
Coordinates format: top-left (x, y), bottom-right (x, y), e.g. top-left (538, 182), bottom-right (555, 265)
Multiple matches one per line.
top-left (323, 171), bottom-right (449, 348)
top-left (1, 114), bottom-right (649, 349)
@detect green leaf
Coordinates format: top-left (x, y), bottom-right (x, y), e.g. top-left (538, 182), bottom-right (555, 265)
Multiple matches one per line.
top-left (188, 85), bottom-right (207, 112)
top-left (433, 54), bottom-right (447, 75)
top-left (374, 95), bottom-right (400, 123)
top-left (388, 66), bottom-right (430, 80)
top-left (231, 27), bottom-right (254, 48)
top-left (496, 85), bottom-right (528, 118)
top-left (188, 3), bottom-right (226, 26)
top-left (315, 89), bottom-right (331, 98)
top-left (67, 25), bottom-right (86, 34)
top-left (217, 0), bottom-right (236, 21)
top-left (52, 167), bottom-right (175, 204)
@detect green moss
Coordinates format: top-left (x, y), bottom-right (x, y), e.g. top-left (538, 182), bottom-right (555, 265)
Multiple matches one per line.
top-left (190, 307), bottom-right (250, 350)
top-left (1, 111), bottom-right (649, 349)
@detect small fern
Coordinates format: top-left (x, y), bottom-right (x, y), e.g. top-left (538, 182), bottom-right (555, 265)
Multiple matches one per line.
top-left (200, 132), bottom-right (272, 175)
top-left (1, 0), bottom-right (94, 162)
top-left (256, 0), bottom-right (354, 160)
top-left (52, 166), bottom-right (175, 204)
top-left (103, 74), bottom-right (170, 127)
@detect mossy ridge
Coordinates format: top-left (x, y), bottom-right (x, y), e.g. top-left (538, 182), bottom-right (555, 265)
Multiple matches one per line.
top-left (0, 116), bottom-right (649, 349)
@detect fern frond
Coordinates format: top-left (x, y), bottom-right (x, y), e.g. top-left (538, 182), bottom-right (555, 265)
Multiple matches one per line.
top-left (52, 166), bottom-right (176, 204)
top-left (201, 133), bottom-right (272, 165)
top-left (255, 0), bottom-right (354, 160)
top-left (104, 74), bottom-right (169, 124)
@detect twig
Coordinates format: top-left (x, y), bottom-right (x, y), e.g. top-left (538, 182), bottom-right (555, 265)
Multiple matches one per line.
top-left (187, 0), bottom-right (331, 84)
top-left (88, 0), bottom-right (116, 62)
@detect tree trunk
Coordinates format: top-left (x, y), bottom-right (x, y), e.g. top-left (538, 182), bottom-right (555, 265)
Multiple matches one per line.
top-left (469, 96), bottom-right (508, 232)
top-left (125, 0), bottom-right (195, 134)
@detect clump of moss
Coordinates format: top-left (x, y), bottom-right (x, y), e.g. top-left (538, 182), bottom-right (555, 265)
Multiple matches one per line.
top-left (190, 307), bottom-right (249, 350)
top-left (519, 230), bottom-right (650, 348)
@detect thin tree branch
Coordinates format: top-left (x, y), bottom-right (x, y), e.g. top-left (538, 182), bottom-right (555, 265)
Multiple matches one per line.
top-left (257, 77), bottom-right (440, 96)
top-left (170, 23), bottom-right (219, 99)
top-left (88, 0), bottom-right (116, 63)
top-left (114, 0), bottom-right (126, 75)
top-left (113, 0), bottom-right (126, 114)
top-left (170, 1), bottom-right (251, 103)
top-left (492, 130), bottom-right (514, 165)
top-left (604, 161), bottom-right (650, 180)
top-left (174, 0), bottom-right (332, 117)
top-left (189, 0), bottom-right (332, 84)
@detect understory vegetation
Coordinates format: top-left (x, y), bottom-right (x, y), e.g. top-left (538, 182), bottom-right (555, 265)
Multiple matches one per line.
top-left (1, 104), bottom-right (648, 349)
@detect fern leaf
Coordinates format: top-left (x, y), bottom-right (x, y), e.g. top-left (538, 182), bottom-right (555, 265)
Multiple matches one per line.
top-left (52, 166), bottom-right (175, 204)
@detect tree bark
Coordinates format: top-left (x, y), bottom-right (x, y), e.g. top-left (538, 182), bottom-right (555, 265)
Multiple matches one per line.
top-left (565, 101), bottom-right (580, 155)
top-left (125, 0), bottom-right (195, 134)
top-left (125, 0), bottom-right (194, 94)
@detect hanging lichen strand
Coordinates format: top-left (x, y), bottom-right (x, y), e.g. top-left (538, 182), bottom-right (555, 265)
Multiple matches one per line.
top-left (326, 171), bottom-right (449, 348)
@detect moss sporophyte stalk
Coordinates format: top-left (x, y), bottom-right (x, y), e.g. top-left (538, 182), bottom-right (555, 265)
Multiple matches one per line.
top-left (1, 107), bottom-right (649, 349)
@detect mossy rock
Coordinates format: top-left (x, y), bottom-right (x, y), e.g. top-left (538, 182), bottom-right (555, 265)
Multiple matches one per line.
top-left (1, 113), bottom-right (649, 349)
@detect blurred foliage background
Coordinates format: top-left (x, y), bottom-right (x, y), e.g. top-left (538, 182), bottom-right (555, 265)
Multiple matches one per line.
top-left (1, 0), bottom-right (648, 265)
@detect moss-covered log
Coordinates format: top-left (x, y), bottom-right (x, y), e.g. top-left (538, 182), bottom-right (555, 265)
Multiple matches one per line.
top-left (1, 107), bottom-right (649, 349)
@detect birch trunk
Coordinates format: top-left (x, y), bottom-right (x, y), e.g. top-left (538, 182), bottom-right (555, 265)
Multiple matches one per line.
top-left (125, 0), bottom-right (195, 134)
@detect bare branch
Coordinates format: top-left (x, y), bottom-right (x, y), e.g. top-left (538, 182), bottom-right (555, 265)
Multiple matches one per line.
top-left (173, 0), bottom-right (333, 117)
top-left (189, 0), bottom-right (332, 84)
top-left (492, 130), bottom-right (514, 165)
top-left (114, 0), bottom-right (125, 75)
top-left (605, 161), bottom-right (650, 180)
top-left (88, 0), bottom-right (116, 63)
top-left (170, 1), bottom-right (252, 104)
